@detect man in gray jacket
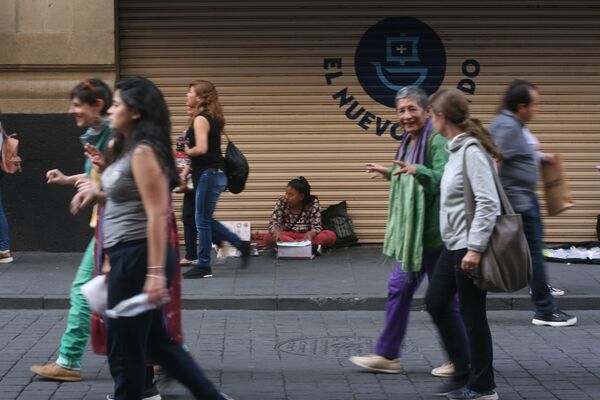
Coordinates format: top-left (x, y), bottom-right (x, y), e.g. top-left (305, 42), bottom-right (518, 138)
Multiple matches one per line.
top-left (488, 80), bottom-right (576, 327)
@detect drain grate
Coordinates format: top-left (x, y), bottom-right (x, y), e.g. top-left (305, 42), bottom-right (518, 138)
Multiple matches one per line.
top-left (275, 336), bottom-right (415, 358)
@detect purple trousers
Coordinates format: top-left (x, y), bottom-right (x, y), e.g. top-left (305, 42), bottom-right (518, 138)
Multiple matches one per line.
top-left (374, 251), bottom-right (467, 360)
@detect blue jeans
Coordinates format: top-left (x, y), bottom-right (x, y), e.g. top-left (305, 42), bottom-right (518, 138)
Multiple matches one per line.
top-left (0, 171), bottom-right (10, 251)
top-left (521, 197), bottom-right (555, 315)
top-left (195, 168), bottom-right (242, 267)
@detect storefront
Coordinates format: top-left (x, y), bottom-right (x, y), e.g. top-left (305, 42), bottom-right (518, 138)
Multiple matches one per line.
top-left (105, 1), bottom-right (600, 243)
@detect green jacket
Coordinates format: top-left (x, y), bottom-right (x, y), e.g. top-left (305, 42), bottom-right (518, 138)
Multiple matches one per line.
top-left (386, 132), bottom-right (448, 256)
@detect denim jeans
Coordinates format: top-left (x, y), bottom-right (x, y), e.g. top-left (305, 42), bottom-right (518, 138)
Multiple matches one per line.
top-left (521, 197), bottom-right (555, 315)
top-left (195, 168), bottom-right (242, 267)
top-left (0, 171), bottom-right (10, 251)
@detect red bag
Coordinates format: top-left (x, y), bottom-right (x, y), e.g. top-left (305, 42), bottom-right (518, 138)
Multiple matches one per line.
top-left (91, 203), bottom-right (184, 355)
top-left (90, 312), bottom-right (107, 354)
top-left (0, 124), bottom-right (22, 173)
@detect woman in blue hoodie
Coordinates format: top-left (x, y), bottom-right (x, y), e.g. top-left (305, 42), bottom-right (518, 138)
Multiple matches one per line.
top-left (426, 89), bottom-right (502, 400)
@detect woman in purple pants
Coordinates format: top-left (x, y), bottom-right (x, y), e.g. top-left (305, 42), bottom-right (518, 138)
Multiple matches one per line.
top-left (349, 86), bottom-right (467, 379)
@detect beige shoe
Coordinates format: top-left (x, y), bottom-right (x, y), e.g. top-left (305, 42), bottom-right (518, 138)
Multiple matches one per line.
top-left (349, 354), bottom-right (404, 374)
top-left (431, 361), bottom-right (455, 377)
top-left (153, 364), bottom-right (164, 375)
top-left (31, 363), bottom-right (81, 382)
top-left (180, 258), bottom-right (194, 266)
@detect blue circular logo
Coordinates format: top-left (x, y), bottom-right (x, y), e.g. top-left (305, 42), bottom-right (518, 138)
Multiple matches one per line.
top-left (355, 17), bottom-right (447, 108)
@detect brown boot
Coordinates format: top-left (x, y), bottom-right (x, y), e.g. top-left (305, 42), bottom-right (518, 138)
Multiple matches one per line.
top-left (30, 363), bottom-right (81, 382)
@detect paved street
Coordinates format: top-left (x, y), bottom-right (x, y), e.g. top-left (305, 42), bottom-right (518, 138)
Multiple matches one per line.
top-left (2, 248), bottom-right (600, 310)
top-left (1, 310), bottom-right (600, 400)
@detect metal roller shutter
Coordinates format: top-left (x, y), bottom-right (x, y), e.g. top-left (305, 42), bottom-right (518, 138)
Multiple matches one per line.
top-left (118, 0), bottom-right (600, 243)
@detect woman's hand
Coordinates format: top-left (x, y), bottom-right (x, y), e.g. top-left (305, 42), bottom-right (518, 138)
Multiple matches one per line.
top-left (272, 230), bottom-right (283, 243)
top-left (365, 163), bottom-right (387, 179)
top-left (46, 169), bottom-right (68, 185)
top-left (143, 273), bottom-right (168, 306)
top-left (70, 188), bottom-right (97, 215)
top-left (392, 161), bottom-right (417, 176)
top-left (101, 255), bottom-right (111, 281)
top-left (304, 230), bottom-right (317, 242)
top-left (461, 250), bottom-right (482, 272)
top-left (75, 177), bottom-right (94, 193)
top-left (84, 143), bottom-right (107, 172)
top-left (542, 153), bottom-right (557, 165)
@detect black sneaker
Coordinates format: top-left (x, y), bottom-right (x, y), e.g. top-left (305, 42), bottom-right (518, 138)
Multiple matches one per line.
top-left (182, 266), bottom-right (213, 279)
top-left (532, 310), bottom-right (577, 327)
top-left (239, 241), bottom-right (251, 269)
top-left (433, 376), bottom-right (468, 397)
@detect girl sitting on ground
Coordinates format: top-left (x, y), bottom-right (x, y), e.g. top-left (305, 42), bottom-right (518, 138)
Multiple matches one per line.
top-left (262, 177), bottom-right (336, 252)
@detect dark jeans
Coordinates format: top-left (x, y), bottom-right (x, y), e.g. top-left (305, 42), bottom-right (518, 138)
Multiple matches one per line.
top-left (195, 168), bottom-right (242, 267)
top-left (182, 192), bottom-right (197, 260)
top-left (426, 247), bottom-right (495, 393)
top-left (521, 198), bottom-right (555, 314)
top-left (106, 239), bottom-right (223, 400)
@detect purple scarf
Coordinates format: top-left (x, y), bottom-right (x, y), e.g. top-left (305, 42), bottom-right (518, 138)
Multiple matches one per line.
top-left (396, 118), bottom-right (433, 164)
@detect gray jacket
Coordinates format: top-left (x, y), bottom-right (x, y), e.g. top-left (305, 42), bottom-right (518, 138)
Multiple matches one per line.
top-left (488, 110), bottom-right (538, 212)
top-left (440, 134), bottom-right (501, 252)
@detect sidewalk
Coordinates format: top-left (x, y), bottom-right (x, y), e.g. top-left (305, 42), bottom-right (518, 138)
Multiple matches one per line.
top-left (4, 309), bottom-right (600, 399)
top-left (0, 246), bottom-right (599, 310)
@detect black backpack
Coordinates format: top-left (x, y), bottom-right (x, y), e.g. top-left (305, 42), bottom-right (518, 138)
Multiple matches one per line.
top-left (224, 135), bottom-right (249, 194)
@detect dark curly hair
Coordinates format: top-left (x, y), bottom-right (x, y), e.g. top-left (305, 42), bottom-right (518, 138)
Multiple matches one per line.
top-left (287, 176), bottom-right (316, 205)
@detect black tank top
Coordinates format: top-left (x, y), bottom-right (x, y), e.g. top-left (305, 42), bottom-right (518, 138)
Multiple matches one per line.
top-left (186, 113), bottom-right (225, 185)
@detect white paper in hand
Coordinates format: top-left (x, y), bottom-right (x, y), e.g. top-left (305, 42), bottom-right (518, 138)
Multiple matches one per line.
top-left (80, 275), bottom-right (108, 313)
top-left (105, 293), bottom-right (170, 319)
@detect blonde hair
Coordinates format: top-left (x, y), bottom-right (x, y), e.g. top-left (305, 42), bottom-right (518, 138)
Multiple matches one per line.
top-left (429, 89), bottom-right (503, 161)
top-left (187, 80), bottom-right (225, 129)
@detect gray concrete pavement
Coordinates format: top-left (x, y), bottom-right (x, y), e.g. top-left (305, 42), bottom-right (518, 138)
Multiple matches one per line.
top-left (0, 247), bottom-right (599, 310)
top-left (1, 310), bottom-right (599, 399)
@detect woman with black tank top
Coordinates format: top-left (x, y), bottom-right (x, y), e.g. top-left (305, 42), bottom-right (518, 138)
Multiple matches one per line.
top-left (70, 77), bottom-right (232, 400)
top-left (182, 80), bottom-right (249, 279)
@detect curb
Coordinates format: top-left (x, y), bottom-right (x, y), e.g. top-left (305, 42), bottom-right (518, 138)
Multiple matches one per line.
top-left (0, 295), bottom-right (598, 311)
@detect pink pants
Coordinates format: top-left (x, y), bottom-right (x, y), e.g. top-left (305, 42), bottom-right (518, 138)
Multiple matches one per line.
top-left (262, 230), bottom-right (337, 248)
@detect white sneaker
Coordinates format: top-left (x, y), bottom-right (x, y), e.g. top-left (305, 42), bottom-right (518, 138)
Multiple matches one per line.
top-left (549, 285), bottom-right (565, 296)
top-left (0, 250), bottom-right (13, 263)
top-left (431, 361), bottom-right (455, 377)
top-left (529, 285), bottom-right (566, 297)
top-left (349, 354), bottom-right (404, 374)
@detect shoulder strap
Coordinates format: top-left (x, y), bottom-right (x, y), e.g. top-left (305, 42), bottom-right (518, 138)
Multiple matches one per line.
top-left (424, 131), bottom-right (440, 165)
top-left (288, 204), bottom-right (307, 230)
top-left (428, 131), bottom-right (440, 149)
top-left (462, 140), bottom-right (514, 226)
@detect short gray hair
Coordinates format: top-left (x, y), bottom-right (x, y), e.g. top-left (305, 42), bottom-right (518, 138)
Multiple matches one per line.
top-left (395, 86), bottom-right (429, 109)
